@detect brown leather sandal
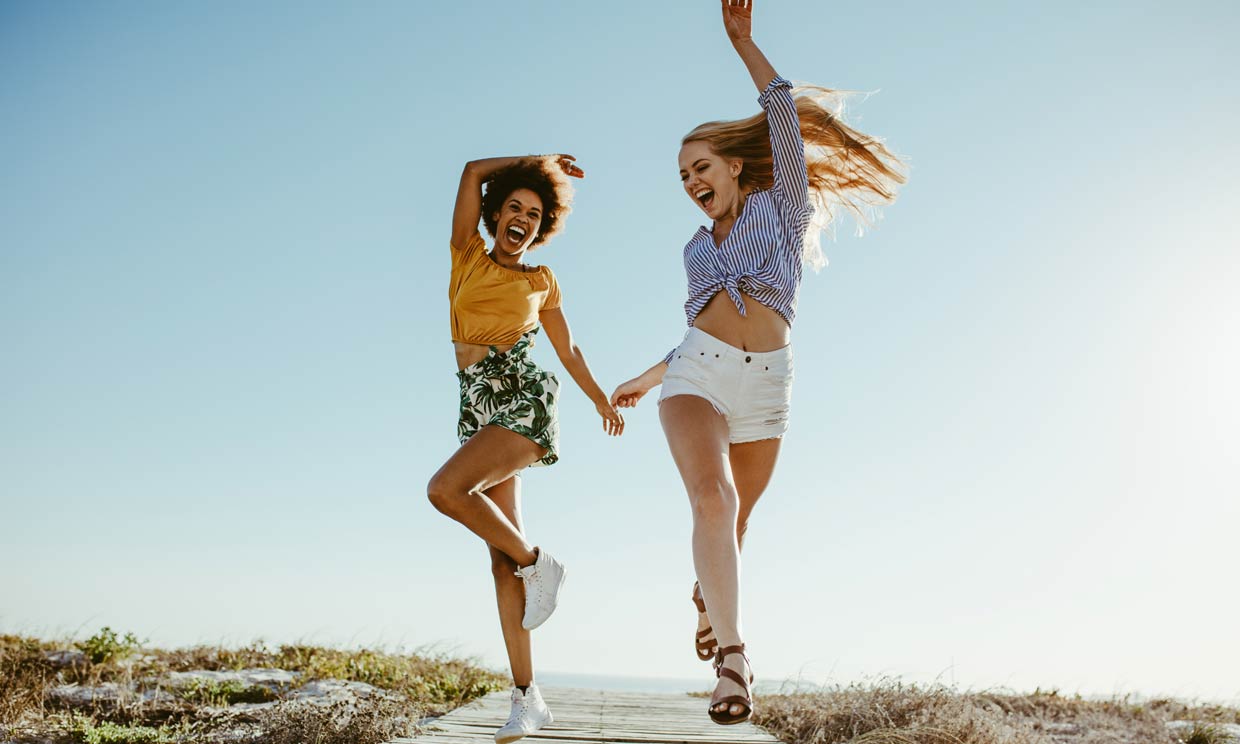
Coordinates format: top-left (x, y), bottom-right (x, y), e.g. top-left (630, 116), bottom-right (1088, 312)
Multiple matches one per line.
top-left (692, 582), bottom-right (718, 662)
top-left (708, 644), bottom-right (754, 725)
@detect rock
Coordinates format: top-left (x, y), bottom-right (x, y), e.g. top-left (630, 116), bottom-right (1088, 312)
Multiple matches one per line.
top-left (293, 679), bottom-right (400, 704)
top-left (228, 702), bottom-right (281, 713)
top-left (49, 683), bottom-right (123, 707)
top-left (42, 650), bottom-right (86, 668)
top-left (1167, 720), bottom-right (1240, 742)
top-left (166, 668), bottom-right (299, 691)
top-left (138, 688), bottom-right (180, 705)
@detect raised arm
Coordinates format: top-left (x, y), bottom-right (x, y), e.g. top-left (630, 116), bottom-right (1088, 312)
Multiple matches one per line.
top-left (723, 0), bottom-right (812, 219)
top-left (450, 155), bottom-right (583, 249)
top-left (722, 0), bottom-right (775, 92)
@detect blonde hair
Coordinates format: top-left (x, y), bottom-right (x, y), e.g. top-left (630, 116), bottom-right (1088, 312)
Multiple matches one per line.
top-left (683, 84), bottom-right (907, 270)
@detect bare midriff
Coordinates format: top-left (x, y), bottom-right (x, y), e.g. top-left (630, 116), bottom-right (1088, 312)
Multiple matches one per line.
top-left (693, 290), bottom-right (790, 353)
top-left (454, 340), bottom-right (516, 371)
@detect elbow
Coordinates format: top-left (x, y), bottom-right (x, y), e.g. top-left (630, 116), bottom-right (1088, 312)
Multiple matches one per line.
top-left (558, 344), bottom-right (584, 368)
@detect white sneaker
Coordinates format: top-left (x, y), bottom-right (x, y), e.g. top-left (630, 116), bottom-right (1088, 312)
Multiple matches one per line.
top-left (515, 548), bottom-right (566, 630)
top-left (494, 684), bottom-right (553, 744)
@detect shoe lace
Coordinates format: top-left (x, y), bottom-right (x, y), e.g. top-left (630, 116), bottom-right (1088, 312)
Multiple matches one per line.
top-left (507, 693), bottom-right (530, 724)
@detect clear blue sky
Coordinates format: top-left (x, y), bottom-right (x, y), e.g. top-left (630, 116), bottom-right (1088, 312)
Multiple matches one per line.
top-left (3, 1), bottom-right (1237, 702)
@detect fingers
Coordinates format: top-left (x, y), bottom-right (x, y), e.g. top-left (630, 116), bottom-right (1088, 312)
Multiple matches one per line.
top-left (553, 154), bottom-right (585, 179)
top-left (612, 391), bottom-right (643, 409)
top-left (600, 408), bottom-right (625, 436)
top-left (610, 381), bottom-right (646, 408)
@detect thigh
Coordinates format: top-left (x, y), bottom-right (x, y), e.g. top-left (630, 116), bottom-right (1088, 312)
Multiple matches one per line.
top-left (432, 425), bottom-right (547, 495)
top-left (659, 395), bottom-right (734, 495)
top-left (729, 437), bottom-right (782, 534)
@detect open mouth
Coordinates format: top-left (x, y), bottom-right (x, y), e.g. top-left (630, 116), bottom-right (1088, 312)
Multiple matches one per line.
top-left (695, 189), bottom-right (715, 212)
top-left (504, 225), bottom-right (527, 245)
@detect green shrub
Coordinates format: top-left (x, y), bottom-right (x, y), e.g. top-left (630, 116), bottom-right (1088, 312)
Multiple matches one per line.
top-left (74, 720), bottom-right (177, 744)
top-left (178, 677), bottom-right (276, 707)
top-left (76, 628), bottom-right (144, 665)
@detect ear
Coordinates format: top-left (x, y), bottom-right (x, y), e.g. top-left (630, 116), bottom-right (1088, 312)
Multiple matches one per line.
top-left (729, 158), bottom-right (743, 178)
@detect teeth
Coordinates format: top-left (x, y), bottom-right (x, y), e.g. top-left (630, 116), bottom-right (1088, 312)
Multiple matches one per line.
top-left (696, 190), bottom-right (710, 199)
top-left (510, 226), bottom-right (526, 236)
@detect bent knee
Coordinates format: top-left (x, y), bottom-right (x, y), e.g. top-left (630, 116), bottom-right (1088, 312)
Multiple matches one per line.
top-left (688, 480), bottom-right (738, 522)
top-left (427, 474), bottom-right (463, 515)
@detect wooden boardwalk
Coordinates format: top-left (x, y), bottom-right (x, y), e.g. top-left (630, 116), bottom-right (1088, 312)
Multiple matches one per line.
top-left (390, 687), bottom-right (782, 744)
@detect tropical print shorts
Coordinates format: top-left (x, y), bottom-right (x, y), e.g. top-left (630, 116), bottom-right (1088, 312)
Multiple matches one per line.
top-left (457, 330), bottom-right (560, 467)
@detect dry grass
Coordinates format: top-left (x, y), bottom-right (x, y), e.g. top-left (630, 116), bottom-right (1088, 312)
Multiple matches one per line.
top-left (0, 630), bottom-right (505, 744)
top-left (753, 680), bottom-right (1240, 744)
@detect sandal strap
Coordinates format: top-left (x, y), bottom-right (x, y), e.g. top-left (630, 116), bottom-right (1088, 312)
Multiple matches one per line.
top-left (717, 666), bottom-right (751, 690)
top-left (696, 627), bottom-right (715, 642)
top-left (712, 694), bottom-right (752, 707)
top-left (716, 644), bottom-right (747, 658)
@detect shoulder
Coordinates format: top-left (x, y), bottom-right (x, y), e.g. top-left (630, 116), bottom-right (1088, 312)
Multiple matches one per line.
top-left (451, 230), bottom-right (486, 253)
top-left (537, 264), bottom-right (560, 291)
top-left (685, 226), bottom-right (710, 252)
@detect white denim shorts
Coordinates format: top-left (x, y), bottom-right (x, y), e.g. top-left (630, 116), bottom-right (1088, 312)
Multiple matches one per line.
top-left (658, 327), bottom-right (794, 444)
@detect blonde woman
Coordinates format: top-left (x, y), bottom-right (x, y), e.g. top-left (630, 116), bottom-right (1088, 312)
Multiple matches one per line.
top-left (429, 154), bottom-right (624, 743)
top-left (611, 0), bottom-right (905, 725)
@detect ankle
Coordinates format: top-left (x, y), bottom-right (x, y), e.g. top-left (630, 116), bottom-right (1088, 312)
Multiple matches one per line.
top-left (518, 547), bottom-right (538, 568)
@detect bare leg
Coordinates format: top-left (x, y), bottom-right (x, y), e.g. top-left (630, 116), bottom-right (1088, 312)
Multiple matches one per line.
top-left (694, 437), bottom-right (782, 652)
top-left (484, 476), bottom-right (533, 687)
top-left (731, 437), bottom-right (781, 550)
top-left (660, 396), bottom-right (750, 717)
top-left (427, 425), bottom-right (546, 567)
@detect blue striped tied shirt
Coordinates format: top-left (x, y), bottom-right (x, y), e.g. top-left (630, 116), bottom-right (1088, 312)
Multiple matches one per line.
top-left (665, 76), bottom-right (814, 364)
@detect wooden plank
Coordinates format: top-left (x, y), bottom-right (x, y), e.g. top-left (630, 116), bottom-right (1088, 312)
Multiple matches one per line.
top-left (396, 687), bottom-right (780, 744)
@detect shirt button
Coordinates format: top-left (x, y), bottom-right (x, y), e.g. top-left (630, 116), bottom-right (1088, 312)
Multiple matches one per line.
top-left (745, 356), bottom-right (752, 363)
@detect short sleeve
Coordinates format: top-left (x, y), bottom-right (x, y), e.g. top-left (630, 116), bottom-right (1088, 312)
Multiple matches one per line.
top-left (451, 231), bottom-right (486, 264)
top-left (540, 267), bottom-right (562, 311)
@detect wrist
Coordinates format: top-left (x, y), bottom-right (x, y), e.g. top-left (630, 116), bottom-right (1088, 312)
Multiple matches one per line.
top-left (730, 35), bottom-right (755, 48)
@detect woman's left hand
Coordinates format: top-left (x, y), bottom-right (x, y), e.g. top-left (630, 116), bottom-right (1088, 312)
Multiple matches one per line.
top-left (721, 0), bottom-right (753, 44)
top-left (549, 154), bottom-right (585, 179)
top-left (596, 400), bottom-right (625, 437)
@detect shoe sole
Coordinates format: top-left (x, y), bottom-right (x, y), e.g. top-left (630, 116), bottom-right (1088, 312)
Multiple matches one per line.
top-left (521, 568), bottom-right (566, 630)
top-left (494, 712), bottom-right (553, 744)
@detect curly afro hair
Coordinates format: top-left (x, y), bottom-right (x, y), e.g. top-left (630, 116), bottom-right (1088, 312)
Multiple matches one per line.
top-left (481, 157), bottom-right (574, 249)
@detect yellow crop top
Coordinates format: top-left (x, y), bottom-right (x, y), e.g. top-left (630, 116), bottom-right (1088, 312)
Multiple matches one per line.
top-left (449, 231), bottom-right (562, 345)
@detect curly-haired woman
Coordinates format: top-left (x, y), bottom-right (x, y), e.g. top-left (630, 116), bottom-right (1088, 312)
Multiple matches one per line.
top-left (428, 154), bottom-right (624, 743)
top-left (611, 0), bottom-right (906, 725)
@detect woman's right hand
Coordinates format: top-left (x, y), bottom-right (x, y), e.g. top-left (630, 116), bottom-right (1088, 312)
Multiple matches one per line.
top-left (611, 374), bottom-right (655, 409)
top-left (721, 0), bottom-right (754, 44)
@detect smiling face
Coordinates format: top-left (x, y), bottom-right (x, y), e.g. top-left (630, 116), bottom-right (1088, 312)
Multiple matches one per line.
top-left (491, 188), bottom-right (544, 255)
top-left (679, 140), bottom-right (743, 221)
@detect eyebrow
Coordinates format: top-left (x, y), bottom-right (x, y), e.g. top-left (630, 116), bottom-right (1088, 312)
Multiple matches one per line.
top-left (507, 199), bottom-right (540, 214)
